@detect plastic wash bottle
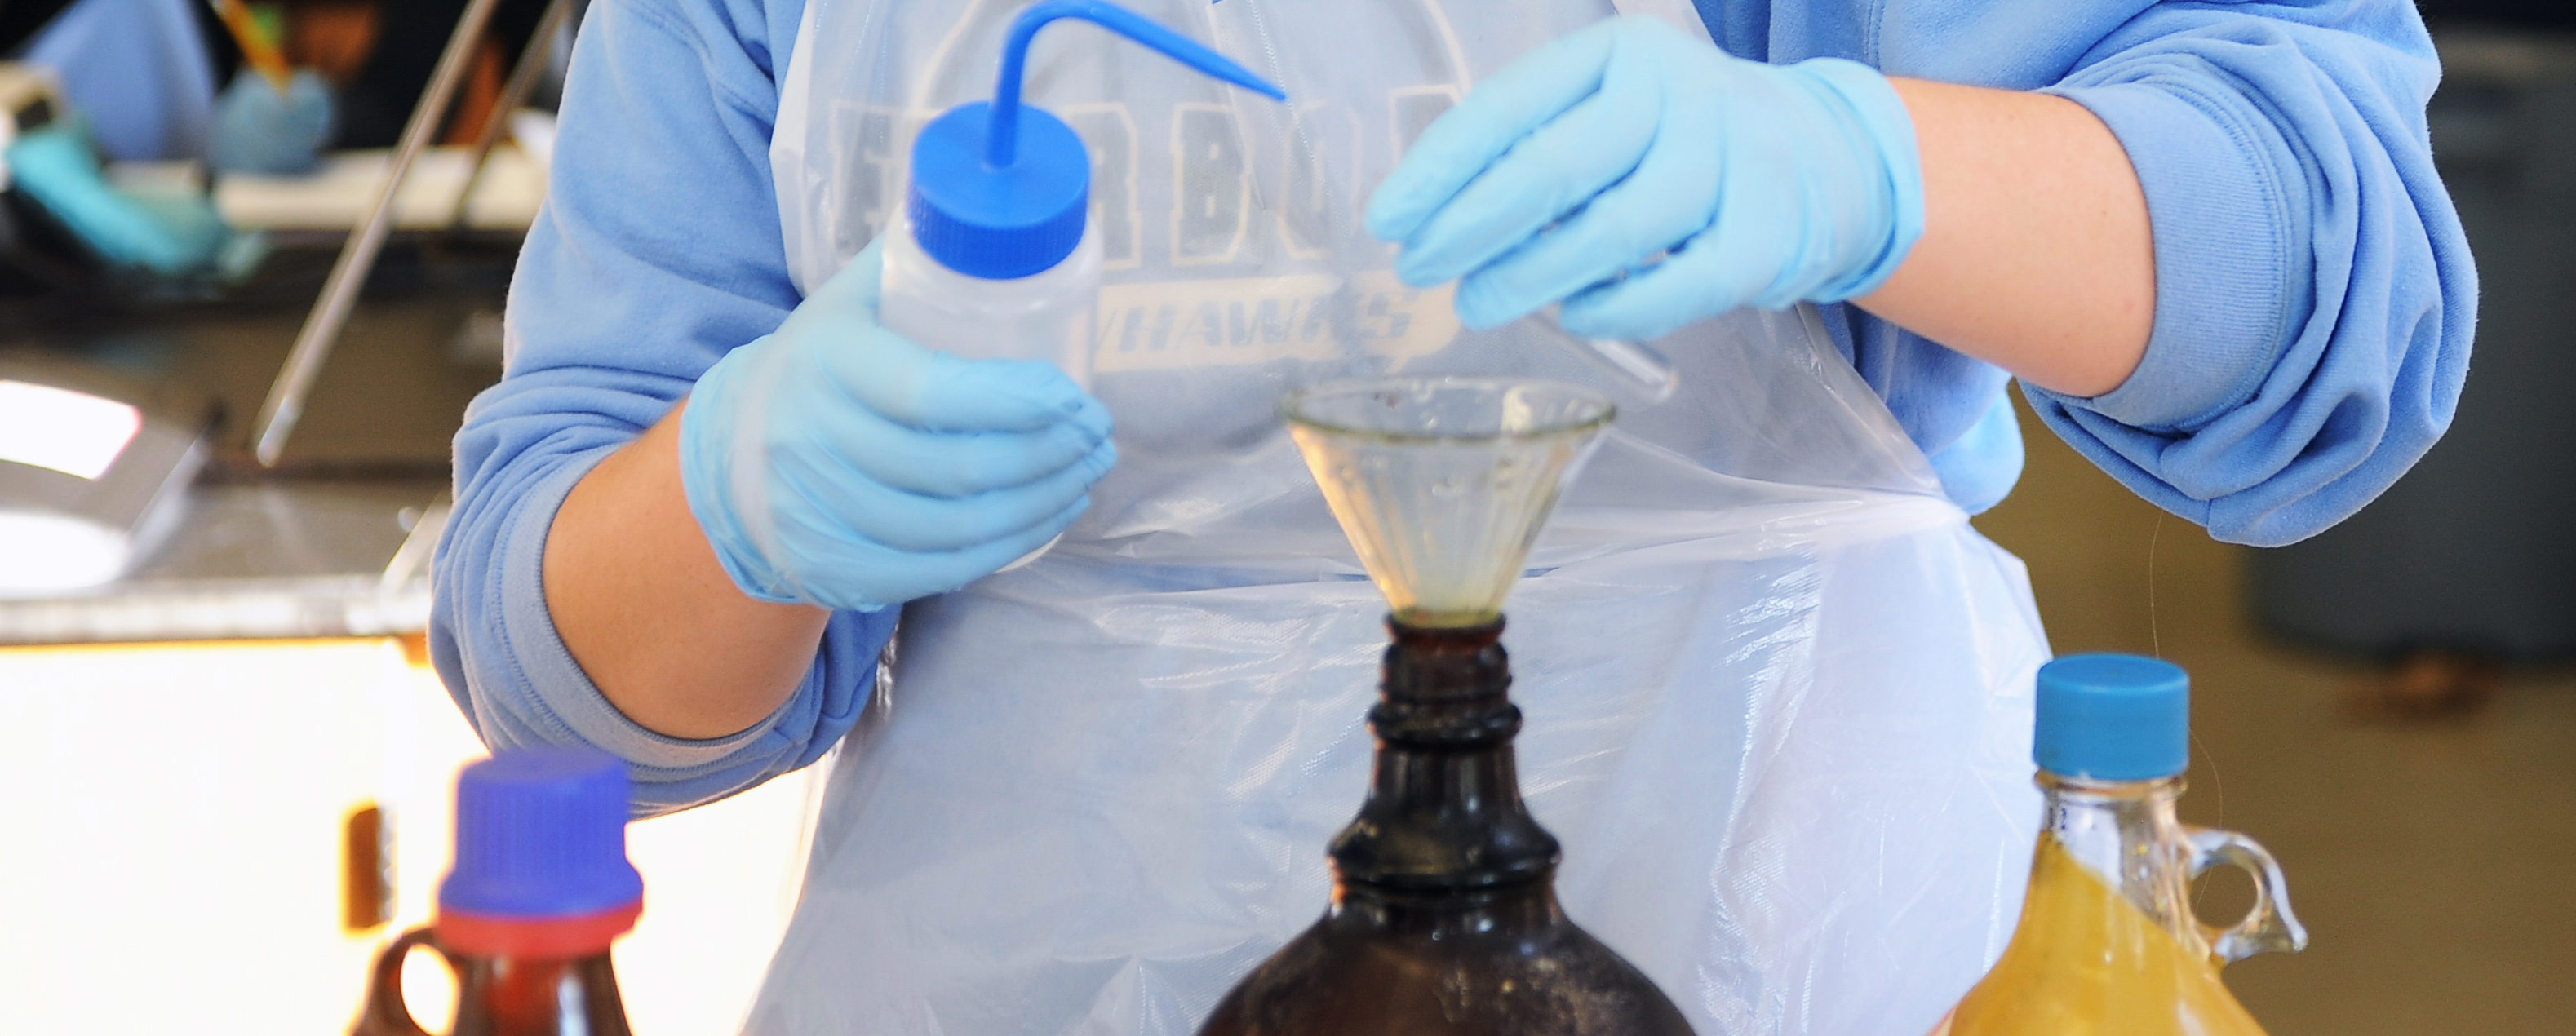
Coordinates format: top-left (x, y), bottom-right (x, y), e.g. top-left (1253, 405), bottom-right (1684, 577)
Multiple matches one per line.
top-left (880, 0), bottom-right (1286, 388)
top-left (879, 0), bottom-right (1283, 566)
top-left (1932, 654), bottom-right (2308, 1036)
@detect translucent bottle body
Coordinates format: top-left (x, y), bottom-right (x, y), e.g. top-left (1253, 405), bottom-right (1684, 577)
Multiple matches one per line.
top-left (880, 217), bottom-right (1100, 390)
top-left (880, 219), bottom-right (1100, 569)
top-left (1935, 773), bottom-right (2304, 1036)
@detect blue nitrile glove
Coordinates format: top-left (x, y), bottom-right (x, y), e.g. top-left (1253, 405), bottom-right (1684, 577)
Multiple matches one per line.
top-left (4, 121), bottom-right (231, 275)
top-left (210, 69), bottom-right (335, 175)
top-left (1366, 15), bottom-right (1924, 343)
top-left (678, 239), bottom-right (1118, 612)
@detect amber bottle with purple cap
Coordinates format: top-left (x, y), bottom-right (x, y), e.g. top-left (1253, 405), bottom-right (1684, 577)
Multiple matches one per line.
top-left (352, 748), bottom-right (643, 1036)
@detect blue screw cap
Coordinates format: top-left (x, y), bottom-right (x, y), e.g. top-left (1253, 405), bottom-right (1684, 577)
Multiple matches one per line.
top-left (910, 103), bottom-right (1092, 280)
top-left (907, 0), bottom-right (1284, 280)
top-left (437, 747), bottom-right (642, 919)
top-left (2035, 653), bottom-right (2191, 781)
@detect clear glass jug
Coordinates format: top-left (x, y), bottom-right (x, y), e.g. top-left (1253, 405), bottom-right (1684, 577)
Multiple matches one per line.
top-left (1935, 655), bottom-right (2305, 1035)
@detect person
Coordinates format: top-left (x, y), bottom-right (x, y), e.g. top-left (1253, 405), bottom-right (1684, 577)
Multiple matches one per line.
top-left (2, 0), bottom-right (559, 175)
top-left (430, 0), bottom-right (2472, 1031)
top-left (0, 0), bottom-right (564, 286)
top-left (2, 0), bottom-right (219, 165)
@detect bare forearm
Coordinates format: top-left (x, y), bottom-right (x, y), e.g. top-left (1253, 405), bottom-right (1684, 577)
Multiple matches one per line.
top-left (543, 400), bottom-right (830, 739)
top-left (1859, 78), bottom-right (2156, 399)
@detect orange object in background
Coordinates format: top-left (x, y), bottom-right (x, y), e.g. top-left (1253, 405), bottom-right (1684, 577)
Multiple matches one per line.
top-left (211, 0), bottom-right (295, 91)
top-left (446, 39), bottom-right (504, 145)
top-left (275, 0), bottom-right (508, 144)
top-left (281, 0), bottom-right (379, 80)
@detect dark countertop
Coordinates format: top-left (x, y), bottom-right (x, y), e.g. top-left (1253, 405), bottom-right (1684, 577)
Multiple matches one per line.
top-left (0, 480), bottom-right (449, 645)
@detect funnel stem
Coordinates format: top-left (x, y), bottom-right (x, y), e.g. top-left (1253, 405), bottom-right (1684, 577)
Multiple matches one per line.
top-left (988, 0), bottom-right (1287, 168)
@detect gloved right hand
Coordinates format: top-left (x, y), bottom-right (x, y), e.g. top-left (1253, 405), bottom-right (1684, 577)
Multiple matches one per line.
top-left (1365, 15), bottom-right (1923, 343)
top-left (678, 239), bottom-right (1117, 612)
top-left (210, 69), bottom-right (335, 175)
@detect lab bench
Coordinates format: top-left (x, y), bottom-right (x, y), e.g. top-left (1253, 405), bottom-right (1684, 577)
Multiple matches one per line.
top-left (0, 479), bottom-right (444, 646)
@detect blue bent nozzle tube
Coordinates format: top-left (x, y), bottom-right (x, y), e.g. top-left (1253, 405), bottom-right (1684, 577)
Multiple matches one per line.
top-left (988, 0), bottom-right (1287, 167)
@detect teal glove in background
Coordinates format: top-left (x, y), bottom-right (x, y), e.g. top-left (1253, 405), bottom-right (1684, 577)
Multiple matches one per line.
top-left (210, 69), bottom-right (335, 175)
top-left (4, 121), bottom-right (231, 275)
top-left (1366, 15), bottom-right (1925, 343)
top-left (678, 239), bottom-right (1118, 613)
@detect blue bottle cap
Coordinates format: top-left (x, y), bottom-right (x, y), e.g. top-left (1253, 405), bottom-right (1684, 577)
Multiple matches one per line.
top-left (910, 103), bottom-right (1091, 280)
top-left (2034, 653), bottom-right (2191, 781)
top-left (437, 747), bottom-right (642, 919)
top-left (907, 0), bottom-right (1284, 280)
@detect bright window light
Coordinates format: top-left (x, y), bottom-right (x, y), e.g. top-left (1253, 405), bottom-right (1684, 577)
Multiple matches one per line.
top-left (0, 511), bottom-right (128, 592)
top-left (0, 379), bottom-right (144, 480)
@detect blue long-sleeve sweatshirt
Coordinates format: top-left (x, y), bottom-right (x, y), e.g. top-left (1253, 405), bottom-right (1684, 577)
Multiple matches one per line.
top-left (432, 0), bottom-right (2473, 812)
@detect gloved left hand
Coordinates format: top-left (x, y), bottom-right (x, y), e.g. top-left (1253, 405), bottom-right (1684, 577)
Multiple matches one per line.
top-left (1365, 15), bottom-right (1925, 343)
top-left (210, 69), bottom-right (335, 175)
top-left (3, 121), bottom-right (233, 276)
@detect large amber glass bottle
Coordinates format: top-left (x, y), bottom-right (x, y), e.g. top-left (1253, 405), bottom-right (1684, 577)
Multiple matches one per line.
top-left (1936, 655), bottom-right (2306, 1036)
top-left (1198, 378), bottom-right (1692, 1035)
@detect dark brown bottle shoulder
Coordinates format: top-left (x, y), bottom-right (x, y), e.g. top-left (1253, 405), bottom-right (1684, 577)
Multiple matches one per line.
top-left (1199, 910), bottom-right (1695, 1036)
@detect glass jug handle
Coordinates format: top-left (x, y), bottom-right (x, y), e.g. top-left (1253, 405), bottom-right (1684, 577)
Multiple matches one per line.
top-left (352, 925), bottom-right (449, 1036)
top-left (2184, 826), bottom-right (2311, 963)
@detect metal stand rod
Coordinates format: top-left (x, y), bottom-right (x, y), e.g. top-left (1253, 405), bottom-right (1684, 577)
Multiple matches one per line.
top-left (250, 0), bottom-right (508, 467)
top-left (447, 0), bottom-right (579, 235)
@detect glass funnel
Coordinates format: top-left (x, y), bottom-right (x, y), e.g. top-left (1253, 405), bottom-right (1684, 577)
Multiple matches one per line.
top-left (1281, 378), bottom-right (1614, 627)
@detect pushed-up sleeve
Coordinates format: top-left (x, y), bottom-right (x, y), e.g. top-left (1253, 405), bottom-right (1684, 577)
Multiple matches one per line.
top-left (428, 0), bottom-right (893, 815)
top-left (2028, 2), bottom-right (2474, 547)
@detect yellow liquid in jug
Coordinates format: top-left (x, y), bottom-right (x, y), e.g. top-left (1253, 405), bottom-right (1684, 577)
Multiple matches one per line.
top-left (1936, 836), bottom-right (2267, 1036)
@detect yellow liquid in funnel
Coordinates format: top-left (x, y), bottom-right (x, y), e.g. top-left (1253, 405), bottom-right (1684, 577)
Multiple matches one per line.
top-left (1936, 837), bottom-right (2267, 1036)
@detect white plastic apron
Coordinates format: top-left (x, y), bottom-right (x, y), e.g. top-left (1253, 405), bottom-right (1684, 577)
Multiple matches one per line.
top-left (752, 2), bottom-right (2052, 1033)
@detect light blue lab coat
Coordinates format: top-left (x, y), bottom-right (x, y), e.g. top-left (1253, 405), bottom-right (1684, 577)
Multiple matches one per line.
top-left (432, 0), bottom-right (2474, 810)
